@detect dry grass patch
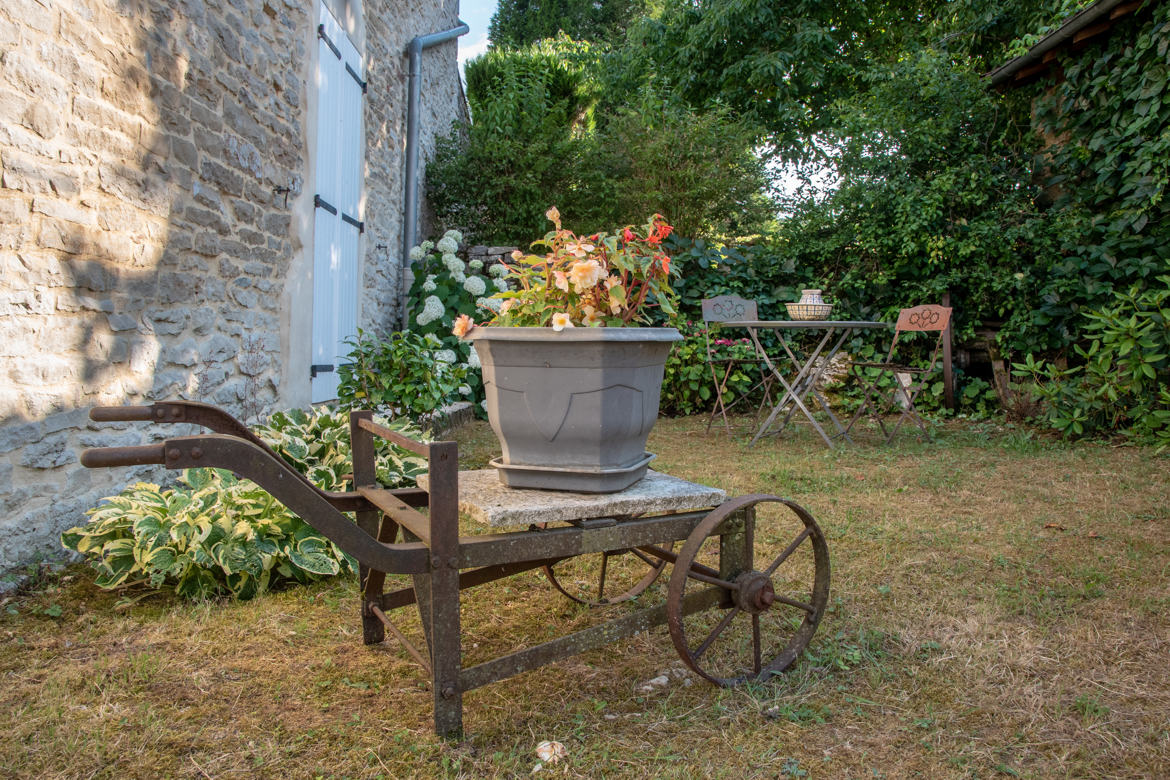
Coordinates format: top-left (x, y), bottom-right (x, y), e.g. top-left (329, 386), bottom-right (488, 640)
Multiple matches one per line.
top-left (2, 415), bottom-right (1168, 778)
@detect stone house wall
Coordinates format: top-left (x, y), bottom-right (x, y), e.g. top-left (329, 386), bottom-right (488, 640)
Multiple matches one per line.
top-left (0, 0), bottom-right (465, 573)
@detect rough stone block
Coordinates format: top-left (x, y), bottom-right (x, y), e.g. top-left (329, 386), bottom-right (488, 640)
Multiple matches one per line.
top-left (107, 313), bottom-right (137, 332)
top-left (32, 196), bottom-right (95, 227)
top-left (199, 159), bottom-right (243, 198)
top-left (20, 432), bottom-right (74, 469)
top-left (143, 308), bottom-right (187, 336)
top-left (0, 420), bottom-right (44, 455)
top-left (202, 334), bottom-right (237, 363)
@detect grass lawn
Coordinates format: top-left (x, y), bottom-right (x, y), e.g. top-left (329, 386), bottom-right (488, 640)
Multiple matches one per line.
top-left (2, 416), bottom-right (1168, 778)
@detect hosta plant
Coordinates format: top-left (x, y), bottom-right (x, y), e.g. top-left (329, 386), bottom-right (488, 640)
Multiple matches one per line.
top-left (62, 408), bottom-right (428, 601)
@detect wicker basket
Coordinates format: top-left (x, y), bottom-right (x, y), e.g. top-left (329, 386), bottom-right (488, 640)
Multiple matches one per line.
top-left (785, 302), bottom-right (833, 320)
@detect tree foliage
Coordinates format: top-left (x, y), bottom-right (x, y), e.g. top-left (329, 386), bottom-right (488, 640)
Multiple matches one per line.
top-left (489, 0), bottom-right (645, 49)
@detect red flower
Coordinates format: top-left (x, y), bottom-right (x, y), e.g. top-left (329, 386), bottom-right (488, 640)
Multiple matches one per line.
top-left (622, 227), bottom-right (635, 243)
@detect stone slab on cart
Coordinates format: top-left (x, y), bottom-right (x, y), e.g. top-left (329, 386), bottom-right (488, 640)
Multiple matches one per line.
top-left (416, 468), bottom-right (726, 528)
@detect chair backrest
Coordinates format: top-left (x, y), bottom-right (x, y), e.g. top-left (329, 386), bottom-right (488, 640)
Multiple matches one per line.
top-left (894, 304), bottom-right (951, 333)
top-left (887, 304), bottom-right (952, 367)
top-left (702, 295), bottom-right (758, 323)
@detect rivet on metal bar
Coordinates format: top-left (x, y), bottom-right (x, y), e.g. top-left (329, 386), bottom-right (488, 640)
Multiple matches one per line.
top-left (370, 604), bottom-right (431, 673)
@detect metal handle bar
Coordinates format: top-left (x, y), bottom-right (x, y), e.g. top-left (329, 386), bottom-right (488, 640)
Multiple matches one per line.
top-left (80, 444), bottom-right (167, 468)
top-left (90, 406), bottom-right (154, 422)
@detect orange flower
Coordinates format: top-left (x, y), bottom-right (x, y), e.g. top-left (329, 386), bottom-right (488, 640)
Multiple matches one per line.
top-left (452, 314), bottom-right (475, 338)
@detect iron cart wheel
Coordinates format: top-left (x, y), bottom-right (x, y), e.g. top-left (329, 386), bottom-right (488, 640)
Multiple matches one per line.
top-left (544, 544), bottom-right (673, 606)
top-left (666, 495), bottom-right (830, 686)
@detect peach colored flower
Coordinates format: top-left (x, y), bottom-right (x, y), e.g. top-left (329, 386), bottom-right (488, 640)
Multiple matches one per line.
top-left (551, 312), bottom-right (573, 331)
top-left (511, 249), bottom-right (524, 261)
top-left (608, 293), bottom-right (622, 315)
top-left (553, 270), bottom-right (569, 292)
top-left (605, 275), bottom-right (621, 290)
top-left (568, 260), bottom-right (603, 293)
top-left (564, 241), bottom-right (596, 258)
top-left (452, 314), bottom-right (475, 338)
top-left (545, 205), bottom-right (560, 225)
top-left (582, 305), bottom-right (604, 326)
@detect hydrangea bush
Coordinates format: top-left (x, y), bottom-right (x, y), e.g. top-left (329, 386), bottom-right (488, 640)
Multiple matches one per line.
top-left (405, 229), bottom-right (509, 413)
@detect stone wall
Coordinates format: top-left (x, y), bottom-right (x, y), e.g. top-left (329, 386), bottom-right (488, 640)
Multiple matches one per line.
top-left (0, 0), bottom-right (465, 573)
top-left (362, 0), bottom-right (465, 332)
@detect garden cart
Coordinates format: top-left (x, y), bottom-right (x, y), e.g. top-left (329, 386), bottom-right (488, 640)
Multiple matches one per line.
top-left (81, 401), bottom-right (830, 738)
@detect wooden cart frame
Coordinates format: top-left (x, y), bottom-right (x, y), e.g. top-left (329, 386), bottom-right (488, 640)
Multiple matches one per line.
top-left (81, 401), bottom-right (830, 738)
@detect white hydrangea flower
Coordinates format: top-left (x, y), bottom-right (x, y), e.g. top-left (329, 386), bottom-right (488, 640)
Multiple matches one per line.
top-left (422, 274), bottom-right (437, 292)
top-left (458, 384), bottom-right (471, 396)
top-left (463, 275), bottom-right (487, 296)
top-left (435, 349), bottom-right (457, 364)
top-left (421, 240), bottom-right (434, 252)
top-left (489, 263), bottom-right (508, 278)
top-left (480, 399), bottom-right (488, 411)
top-left (408, 245), bottom-right (425, 262)
top-left (436, 236), bottom-right (459, 254)
top-left (443, 253), bottom-right (465, 274)
top-left (443, 229), bottom-right (464, 244)
top-left (475, 296), bottom-right (503, 313)
top-left (468, 258), bottom-right (483, 270)
top-left (415, 294), bottom-right (443, 326)
top-left (451, 269), bottom-right (466, 284)
top-left (467, 346), bottom-right (481, 368)
top-left (494, 277), bottom-right (509, 292)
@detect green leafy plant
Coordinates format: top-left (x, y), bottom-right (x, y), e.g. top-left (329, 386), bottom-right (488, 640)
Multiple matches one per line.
top-left (336, 329), bottom-right (468, 423)
top-left (1013, 278), bottom-right (1170, 448)
top-left (659, 320), bottom-right (765, 417)
top-left (61, 409), bottom-right (429, 600)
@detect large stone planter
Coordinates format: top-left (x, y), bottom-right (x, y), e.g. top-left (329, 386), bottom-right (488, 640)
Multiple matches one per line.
top-left (466, 327), bottom-right (682, 492)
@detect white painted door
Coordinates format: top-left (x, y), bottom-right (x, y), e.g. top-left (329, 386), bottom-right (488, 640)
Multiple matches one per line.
top-left (311, 4), bottom-right (365, 403)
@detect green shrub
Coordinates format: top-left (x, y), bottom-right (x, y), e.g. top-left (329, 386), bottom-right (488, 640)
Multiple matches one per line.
top-left (335, 329), bottom-right (468, 423)
top-left (427, 39), bottom-right (594, 245)
top-left (1013, 278), bottom-right (1170, 448)
top-left (61, 409), bottom-right (428, 601)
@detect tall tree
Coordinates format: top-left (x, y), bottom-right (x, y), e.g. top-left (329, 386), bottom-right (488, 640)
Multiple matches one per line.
top-left (489, 0), bottom-right (644, 49)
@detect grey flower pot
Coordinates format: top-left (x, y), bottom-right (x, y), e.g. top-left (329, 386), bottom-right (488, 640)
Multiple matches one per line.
top-left (467, 326), bottom-right (682, 492)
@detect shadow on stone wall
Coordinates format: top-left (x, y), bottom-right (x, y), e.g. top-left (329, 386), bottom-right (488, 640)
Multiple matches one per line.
top-left (1, 0), bottom-right (306, 571)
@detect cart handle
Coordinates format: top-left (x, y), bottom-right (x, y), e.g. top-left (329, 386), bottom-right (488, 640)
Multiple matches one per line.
top-left (80, 444), bottom-right (167, 468)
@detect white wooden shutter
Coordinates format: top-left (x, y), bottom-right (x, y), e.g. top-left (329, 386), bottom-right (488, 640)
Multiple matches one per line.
top-left (311, 4), bottom-right (365, 403)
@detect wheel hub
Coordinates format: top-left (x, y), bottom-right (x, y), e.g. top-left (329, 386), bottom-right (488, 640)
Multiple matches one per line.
top-left (734, 571), bottom-right (776, 614)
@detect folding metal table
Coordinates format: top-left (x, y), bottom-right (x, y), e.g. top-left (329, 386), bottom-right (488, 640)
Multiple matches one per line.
top-left (723, 320), bottom-right (891, 448)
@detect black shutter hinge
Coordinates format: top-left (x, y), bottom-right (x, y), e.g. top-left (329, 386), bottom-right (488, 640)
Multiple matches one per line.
top-left (345, 62), bottom-right (367, 94)
top-left (342, 212), bottom-right (365, 233)
top-left (317, 24), bottom-right (341, 59)
top-left (314, 194), bottom-right (337, 215)
top-left (311, 364), bottom-right (334, 379)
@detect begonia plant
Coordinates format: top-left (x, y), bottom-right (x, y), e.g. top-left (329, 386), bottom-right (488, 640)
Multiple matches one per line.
top-left (452, 207), bottom-right (678, 337)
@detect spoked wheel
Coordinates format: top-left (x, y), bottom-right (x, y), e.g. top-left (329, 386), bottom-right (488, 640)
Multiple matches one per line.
top-left (666, 495), bottom-right (830, 686)
top-left (544, 544), bottom-right (673, 606)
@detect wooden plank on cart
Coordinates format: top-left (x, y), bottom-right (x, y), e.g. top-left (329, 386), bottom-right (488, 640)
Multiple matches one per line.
top-left (358, 486), bottom-right (431, 546)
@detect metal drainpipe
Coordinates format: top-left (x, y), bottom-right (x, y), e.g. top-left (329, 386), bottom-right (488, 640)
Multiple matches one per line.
top-left (402, 20), bottom-right (469, 329)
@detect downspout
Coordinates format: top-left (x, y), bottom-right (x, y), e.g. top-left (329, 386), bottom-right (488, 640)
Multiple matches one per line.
top-left (402, 20), bottom-right (469, 329)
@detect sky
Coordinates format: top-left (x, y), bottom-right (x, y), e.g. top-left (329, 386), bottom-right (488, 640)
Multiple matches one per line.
top-left (458, 0), bottom-right (499, 70)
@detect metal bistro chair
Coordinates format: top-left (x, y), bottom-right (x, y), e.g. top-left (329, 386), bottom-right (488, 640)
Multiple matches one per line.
top-left (701, 295), bottom-right (775, 434)
top-left (844, 304), bottom-right (952, 443)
